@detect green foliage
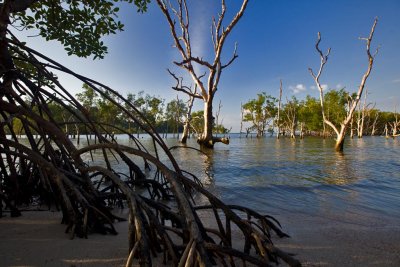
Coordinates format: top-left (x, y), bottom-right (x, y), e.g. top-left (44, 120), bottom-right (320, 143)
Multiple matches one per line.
top-left (190, 110), bottom-right (204, 135)
top-left (214, 124), bottom-right (230, 135)
top-left (165, 98), bottom-right (186, 133)
top-left (298, 95), bottom-right (323, 132)
top-left (242, 92), bottom-right (277, 136)
top-left (13, 0), bottom-right (150, 59)
top-left (76, 84), bottom-right (98, 108)
top-left (97, 90), bottom-right (122, 130)
top-left (323, 88), bottom-right (349, 127)
top-left (126, 91), bottom-right (164, 126)
top-left (281, 96), bottom-right (299, 132)
top-left (9, 44), bottom-right (58, 88)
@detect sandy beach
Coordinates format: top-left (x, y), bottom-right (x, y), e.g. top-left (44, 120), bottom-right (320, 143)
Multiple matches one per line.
top-left (1, 210), bottom-right (399, 267)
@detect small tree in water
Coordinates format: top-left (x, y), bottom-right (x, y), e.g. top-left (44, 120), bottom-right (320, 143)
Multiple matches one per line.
top-left (309, 18), bottom-right (379, 152)
top-left (242, 92), bottom-right (278, 137)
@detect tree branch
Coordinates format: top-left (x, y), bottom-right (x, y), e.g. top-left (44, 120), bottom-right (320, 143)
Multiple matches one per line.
top-left (221, 42), bottom-right (238, 69)
top-left (308, 31), bottom-right (337, 135)
top-left (167, 69), bottom-right (202, 99)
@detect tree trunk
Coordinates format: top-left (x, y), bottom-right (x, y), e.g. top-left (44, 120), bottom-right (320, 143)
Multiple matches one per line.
top-left (180, 122), bottom-right (189, 143)
top-left (180, 94), bottom-right (195, 144)
top-left (198, 99), bottom-right (214, 148)
top-left (240, 103), bottom-right (244, 138)
top-left (277, 80), bottom-right (282, 139)
top-left (197, 99), bottom-right (229, 148)
top-left (300, 122), bottom-right (304, 139)
top-left (350, 114), bottom-right (355, 138)
top-left (335, 134), bottom-right (345, 152)
top-left (384, 123), bottom-right (389, 138)
top-left (74, 124), bottom-right (80, 145)
top-left (335, 125), bottom-right (347, 152)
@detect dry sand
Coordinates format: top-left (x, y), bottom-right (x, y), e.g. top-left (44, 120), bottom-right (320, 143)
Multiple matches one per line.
top-left (0, 210), bottom-right (399, 267)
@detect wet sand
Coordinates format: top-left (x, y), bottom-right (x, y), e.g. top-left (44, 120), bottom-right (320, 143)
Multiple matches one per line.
top-left (0, 210), bottom-right (399, 266)
top-left (274, 212), bottom-right (400, 266)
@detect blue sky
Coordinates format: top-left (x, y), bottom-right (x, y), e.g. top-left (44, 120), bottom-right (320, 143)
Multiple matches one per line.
top-left (13, 0), bottom-right (400, 132)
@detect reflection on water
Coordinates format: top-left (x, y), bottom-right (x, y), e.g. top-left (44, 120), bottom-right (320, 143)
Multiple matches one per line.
top-left (167, 136), bottom-right (399, 227)
top-left (74, 135), bottom-right (399, 227)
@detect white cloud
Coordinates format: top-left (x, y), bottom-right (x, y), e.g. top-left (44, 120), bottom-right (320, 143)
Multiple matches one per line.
top-left (393, 79), bottom-right (400, 84)
top-left (321, 84), bottom-right (329, 91)
top-left (310, 85), bottom-right (317, 90)
top-left (336, 83), bottom-right (343, 89)
top-left (289, 84), bottom-right (307, 94)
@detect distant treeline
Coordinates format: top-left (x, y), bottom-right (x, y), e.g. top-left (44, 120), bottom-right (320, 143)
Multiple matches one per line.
top-left (8, 86), bottom-right (398, 139)
top-left (241, 89), bottom-right (399, 138)
top-left (8, 84), bottom-right (229, 138)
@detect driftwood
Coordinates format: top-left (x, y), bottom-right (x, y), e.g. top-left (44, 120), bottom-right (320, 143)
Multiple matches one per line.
top-left (0, 34), bottom-right (301, 266)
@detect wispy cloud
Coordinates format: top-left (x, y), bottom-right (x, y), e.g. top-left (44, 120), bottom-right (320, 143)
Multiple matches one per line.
top-left (392, 79), bottom-right (400, 84)
top-left (336, 83), bottom-right (344, 89)
top-left (289, 84), bottom-right (307, 94)
top-left (310, 84), bottom-right (328, 91)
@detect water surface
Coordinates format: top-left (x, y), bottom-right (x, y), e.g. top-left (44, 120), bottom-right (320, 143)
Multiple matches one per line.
top-left (164, 136), bottom-right (400, 229)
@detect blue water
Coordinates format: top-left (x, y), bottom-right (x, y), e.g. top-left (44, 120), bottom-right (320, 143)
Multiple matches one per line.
top-left (76, 134), bottom-right (400, 229)
top-left (162, 136), bottom-right (400, 228)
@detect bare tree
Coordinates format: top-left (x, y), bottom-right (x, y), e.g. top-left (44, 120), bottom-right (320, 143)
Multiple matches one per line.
top-left (391, 109), bottom-right (400, 137)
top-left (370, 109), bottom-right (379, 136)
top-left (157, 0), bottom-right (249, 147)
top-left (348, 96), bottom-right (356, 138)
top-left (214, 100), bottom-right (223, 135)
top-left (180, 92), bottom-right (195, 143)
top-left (356, 88), bottom-right (369, 138)
top-left (309, 18), bottom-right (379, 151)
top-left (277, 79), bottom-right (283, 139)
top-left (168, 71), bottom-right (196, 143)
top-left (240, 102), bottom-right (244, 138)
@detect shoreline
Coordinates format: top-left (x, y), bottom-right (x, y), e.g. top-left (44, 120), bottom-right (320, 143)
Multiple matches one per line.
top-left (274, 211), bottom-right (400, 266)
top-left (1, 210), bottom-right (399, 266)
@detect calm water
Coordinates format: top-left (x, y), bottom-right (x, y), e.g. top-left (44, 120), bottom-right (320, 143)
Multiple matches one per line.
top-left (78, 135), bottom-right (400, 229)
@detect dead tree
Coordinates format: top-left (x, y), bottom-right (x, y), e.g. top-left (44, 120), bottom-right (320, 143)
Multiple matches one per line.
top-left (168, 71), bottom-right (197, 144)
top-left (370, 110), bottom-right (379, 136)
top-left (356, 88), bottom-right (369, 138)
top-left (391, 110), bottom-right (400, 137)
top-left (215, 100), bottom-right (223, 136)
top-left (309, 18), bottom-right (379, 151)
top-left (240, 102), bottom-right (244, 138)
top-left (277, 79), bottom-right (283, 139)
top-left (181, 92), bottom-right (195, 143)
top-left (348, 96), bottom-right (356, 138)
top-left (157, 0), bottom-right (248, 148)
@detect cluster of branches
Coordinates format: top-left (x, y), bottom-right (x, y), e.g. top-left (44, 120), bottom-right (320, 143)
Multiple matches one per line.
top-left (0, 35), bottom-right (301, 266)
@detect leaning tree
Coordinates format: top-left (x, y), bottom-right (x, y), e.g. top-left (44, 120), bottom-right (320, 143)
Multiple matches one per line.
top-left (309, 18), bottom-right (379, 152)
top-left (0, 1), bottom-right (301, 266)
top-left (157, 0), bottom-right (248, 148)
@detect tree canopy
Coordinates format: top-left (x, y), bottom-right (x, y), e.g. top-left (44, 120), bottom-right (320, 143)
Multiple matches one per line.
top-left (242, 92), bottom-right (277, 137)
top-left (7, 0), bottom-right (150, 59)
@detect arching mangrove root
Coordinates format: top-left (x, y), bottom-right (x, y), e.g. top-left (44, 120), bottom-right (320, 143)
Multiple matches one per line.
top-left (0, 34), bottom-right (301, 266)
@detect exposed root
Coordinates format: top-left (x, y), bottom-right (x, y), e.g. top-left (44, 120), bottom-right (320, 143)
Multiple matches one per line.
top-left (0, 34), bottom-right (301, 266)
